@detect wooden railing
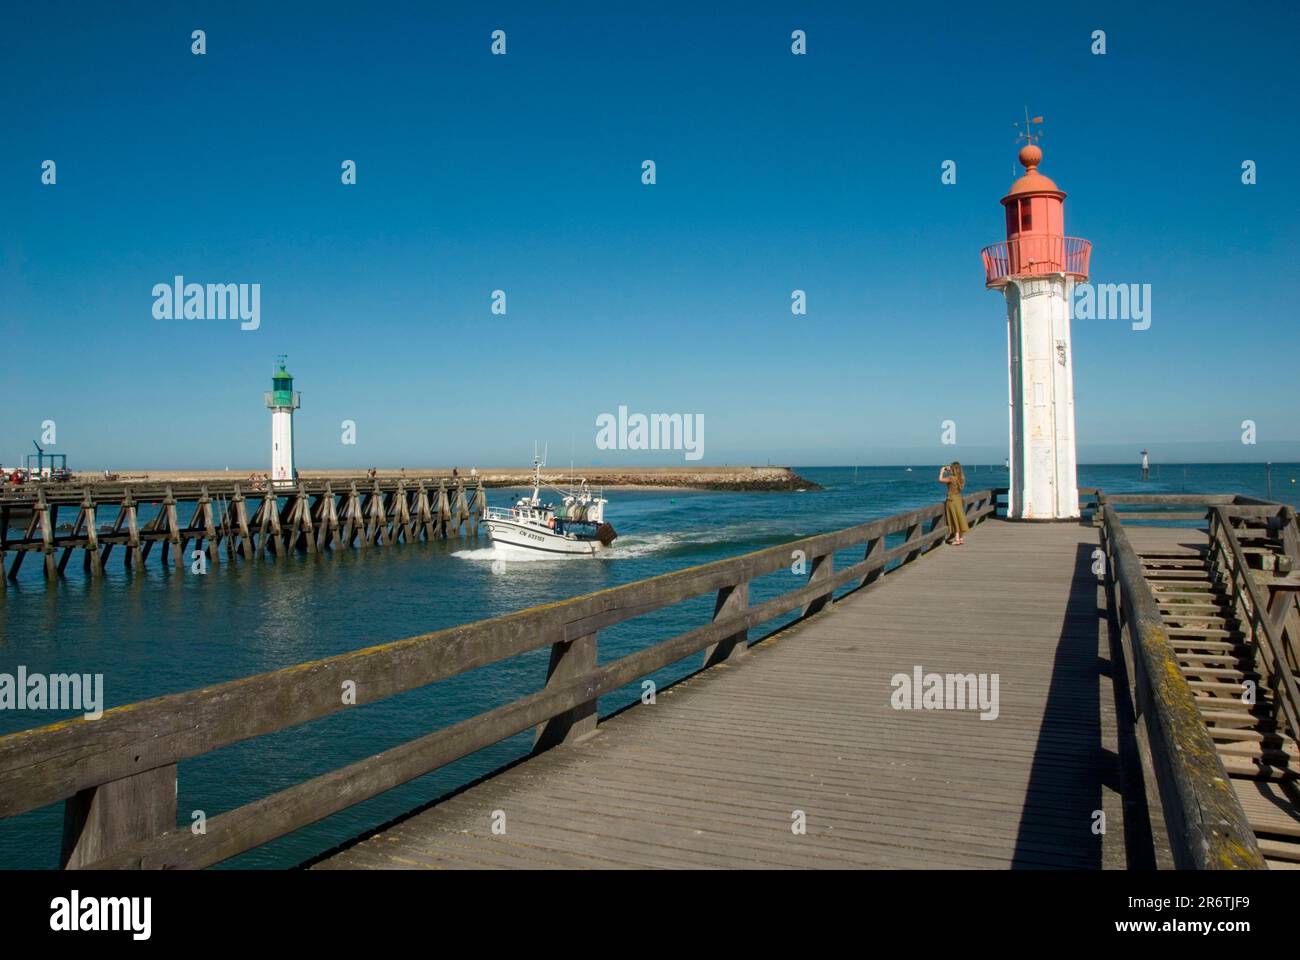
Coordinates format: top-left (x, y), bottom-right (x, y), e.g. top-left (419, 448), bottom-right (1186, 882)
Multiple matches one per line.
top-left (0, 489), bottom-right (997, 869)
top-left (1207, 505), bottom-right (1300, 746)
top-left (0, 475), bottom-right (477, 506)
top-left (1099, 502), bottom-right (1265, 869)
top-left (1092, 491), bottom-right (1237, 525)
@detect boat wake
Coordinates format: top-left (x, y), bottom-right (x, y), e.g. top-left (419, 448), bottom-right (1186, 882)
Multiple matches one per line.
top-left (603, 532), bottom-right (682, 558)
top-left (452, 545), bottom-right (580, 563)
top-left (456, 523), bottom-right (803, 565)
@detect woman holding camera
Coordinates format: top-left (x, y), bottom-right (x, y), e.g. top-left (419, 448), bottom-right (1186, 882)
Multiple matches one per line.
top-left (939, 462), bottom-right (968, 545)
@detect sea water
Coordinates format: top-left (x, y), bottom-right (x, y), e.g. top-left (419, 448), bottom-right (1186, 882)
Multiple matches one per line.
top-left (0, 464), bottom-right (1295, 868)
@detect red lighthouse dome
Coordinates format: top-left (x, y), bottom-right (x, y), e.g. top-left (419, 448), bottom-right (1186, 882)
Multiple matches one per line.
top-left (981, 143), bottom-right (1090, 287)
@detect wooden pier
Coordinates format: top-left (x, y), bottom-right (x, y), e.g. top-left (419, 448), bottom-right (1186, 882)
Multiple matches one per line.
top-left (316, 516), bottom-right (1115, 869)
top-left (1, 487), bottom-right (1296, 869)
top-left (0, 476), bottom-right (488, 579)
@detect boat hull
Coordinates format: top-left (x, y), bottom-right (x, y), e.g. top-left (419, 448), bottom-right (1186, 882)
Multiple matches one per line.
top-left (484, 518), bottom-right (603, 556)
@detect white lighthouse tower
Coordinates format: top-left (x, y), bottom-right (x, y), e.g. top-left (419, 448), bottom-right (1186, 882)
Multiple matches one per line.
top-left (265, 355), bottom-right (300, 486)
top-left (980, 129), bottom-right (1091, 519)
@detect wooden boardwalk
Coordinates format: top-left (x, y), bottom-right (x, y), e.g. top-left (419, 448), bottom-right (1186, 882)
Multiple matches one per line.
top-left (5, 490), bottom-right (1287, 870)
top-left (315, 519), bottom-right (1123, 869)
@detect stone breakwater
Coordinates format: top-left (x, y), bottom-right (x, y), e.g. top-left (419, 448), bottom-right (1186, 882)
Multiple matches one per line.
top-left (470, 467), bottom-right (822, 492)
top-left (76, 467), bottom-right (822, 492)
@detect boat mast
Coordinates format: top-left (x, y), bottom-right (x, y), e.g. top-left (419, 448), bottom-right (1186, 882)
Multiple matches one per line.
top-left (531, 441), bottom-right (546, 505)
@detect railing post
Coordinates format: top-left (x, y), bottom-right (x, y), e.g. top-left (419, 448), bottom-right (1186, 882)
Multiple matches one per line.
top-left (533, 632), bottom-right (598, 752)
top-left (704, 582), bottom-right (749, 666)
top-left (860, 535), bottom-right (885, 588)
top-left (927, 511), bottom-right (945, 551)
top-left (803, 551), bottom-right (835, 616)
top-left (60, 764), bottom-right (177, 869)
top-left (900, 521), bottom-right (923, 565)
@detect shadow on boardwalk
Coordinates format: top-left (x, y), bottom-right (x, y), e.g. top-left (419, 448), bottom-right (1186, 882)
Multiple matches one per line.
top-left (1011, 541), bottom-right (1105, 868)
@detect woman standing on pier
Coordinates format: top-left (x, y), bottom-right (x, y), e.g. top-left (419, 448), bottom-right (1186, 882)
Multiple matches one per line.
top-left (939, 462), bottom-right (968, 545)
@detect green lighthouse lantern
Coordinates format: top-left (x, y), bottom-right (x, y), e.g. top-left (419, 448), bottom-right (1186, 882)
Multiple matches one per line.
top-left (270, 355), bottom-right (295, 407)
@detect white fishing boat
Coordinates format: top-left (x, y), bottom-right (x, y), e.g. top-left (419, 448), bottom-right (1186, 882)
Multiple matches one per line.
top-left (483, 455), bottom-right (617, 556)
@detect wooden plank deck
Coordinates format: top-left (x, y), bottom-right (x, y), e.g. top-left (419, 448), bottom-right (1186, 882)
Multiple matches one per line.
top-left (313, 519), bottom-right (1125, 869)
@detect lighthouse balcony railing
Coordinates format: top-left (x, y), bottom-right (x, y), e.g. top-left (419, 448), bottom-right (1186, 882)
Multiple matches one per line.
top-left (264, 390), bottom-right (301, 409)
top-left (981, 236), bottom-right (1091, 288)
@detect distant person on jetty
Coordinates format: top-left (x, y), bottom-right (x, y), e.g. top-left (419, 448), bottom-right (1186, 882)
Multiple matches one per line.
top-left (939, 462), bottom-right (968, 546)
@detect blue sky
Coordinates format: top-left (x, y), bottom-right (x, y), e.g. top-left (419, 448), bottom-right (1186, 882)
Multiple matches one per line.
top-left (2, 1), bottom-right (1297, 469)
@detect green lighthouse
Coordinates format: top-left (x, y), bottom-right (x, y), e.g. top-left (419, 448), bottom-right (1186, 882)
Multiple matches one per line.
top-left (264, 355), bottom-right (300, 482)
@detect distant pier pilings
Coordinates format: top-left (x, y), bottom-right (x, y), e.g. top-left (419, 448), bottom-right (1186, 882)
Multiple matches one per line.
top-left (0, 477), bottom-right (489, 580)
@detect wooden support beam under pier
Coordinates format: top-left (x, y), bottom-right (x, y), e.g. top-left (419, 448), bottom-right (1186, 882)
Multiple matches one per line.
top-left (1, 473), bottom-right (489, 577)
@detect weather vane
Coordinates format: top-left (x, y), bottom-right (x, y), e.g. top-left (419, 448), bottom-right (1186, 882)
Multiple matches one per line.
top-left (1014, 107), bottom-right (1044, 146)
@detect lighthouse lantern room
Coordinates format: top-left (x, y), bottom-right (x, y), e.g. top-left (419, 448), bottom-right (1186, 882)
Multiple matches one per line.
top-left (980, 125), bottom-right (1091, 520)
top-left (265, 355), bottom-right (300, 485)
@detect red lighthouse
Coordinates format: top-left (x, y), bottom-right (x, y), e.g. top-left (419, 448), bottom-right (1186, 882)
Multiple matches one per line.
top-left (980, 129), bottom-right (1091, 520)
